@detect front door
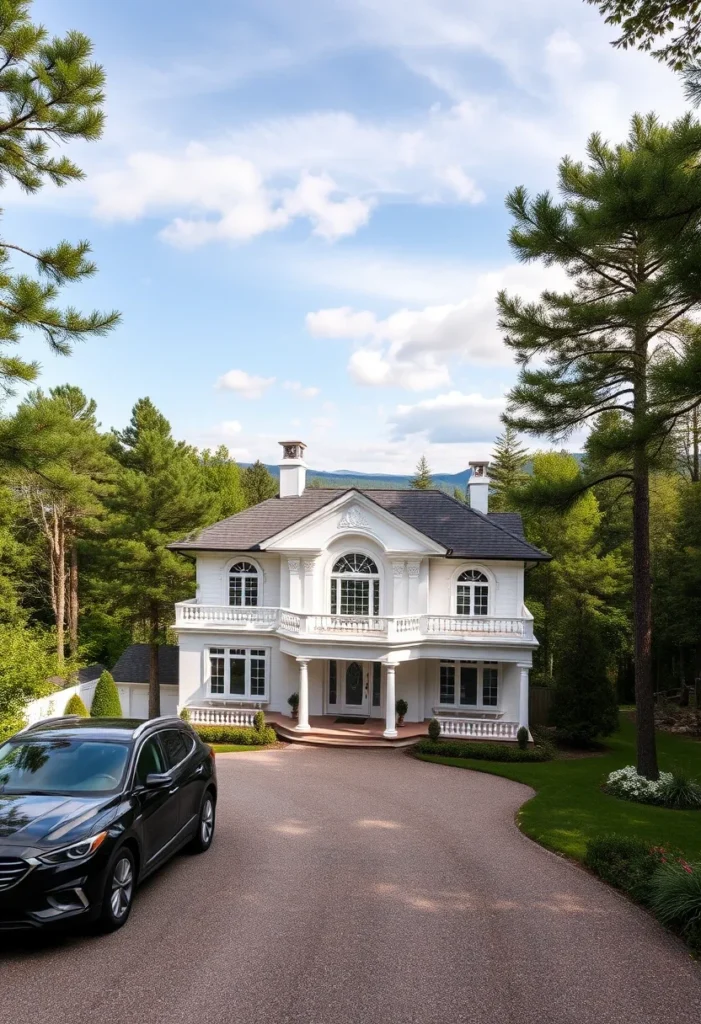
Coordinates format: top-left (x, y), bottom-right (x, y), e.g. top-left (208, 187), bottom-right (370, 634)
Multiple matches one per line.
top-left (342, 661), bottom-right (369, 715)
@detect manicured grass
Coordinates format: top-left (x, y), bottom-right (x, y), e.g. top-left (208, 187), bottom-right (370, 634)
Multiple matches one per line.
top-left (416, 716), bottom-right (701, 862)
top-left (210, 743), bottom-right (277, 753)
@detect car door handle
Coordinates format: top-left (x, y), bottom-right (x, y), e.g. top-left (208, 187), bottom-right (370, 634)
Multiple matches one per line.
top-left (169, 786), bottom-right (179, 795)
top-left (194, 765), bottom-right (204, 775)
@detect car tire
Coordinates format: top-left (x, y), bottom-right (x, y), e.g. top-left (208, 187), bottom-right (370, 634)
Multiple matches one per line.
top-left (188, 792), bottom-right (215, 854)
top-left (95, 845), bottom-right (136, 933)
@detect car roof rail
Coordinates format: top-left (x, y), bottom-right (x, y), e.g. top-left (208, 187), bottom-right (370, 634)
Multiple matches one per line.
top-left (132, 715), bottom-right (184, 739)
top-left (17, 715), bottom-right (82, 735)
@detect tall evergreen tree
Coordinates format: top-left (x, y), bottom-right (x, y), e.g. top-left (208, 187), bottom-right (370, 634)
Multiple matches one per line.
top-left (0, 1), bottom-right (118, 442)
top-left (411, 455), bottom-right (433, 489)
top-left (242, 460), bottom-right (278, 505)
top-left (498, 115), bottom-right (701, 778)
top-left (103, 399), bottom-right (215, 717)
top-left (489, 427), bottom-right (528, 512)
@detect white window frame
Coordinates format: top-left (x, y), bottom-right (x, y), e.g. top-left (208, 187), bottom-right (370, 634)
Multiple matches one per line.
top-left (438, 661), bottom-right (500, 710)
top-left (226, 559), bottom-right (262, 608)
top-left (330, 553), bottom-right (381, 617)
top-left (452, 564), bottom-right (493, 616)
top-left (206, 646), bottom-right (269, 701)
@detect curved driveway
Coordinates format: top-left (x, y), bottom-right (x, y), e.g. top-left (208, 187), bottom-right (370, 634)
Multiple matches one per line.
top-left (1, 746), bottom-right (699, 1023)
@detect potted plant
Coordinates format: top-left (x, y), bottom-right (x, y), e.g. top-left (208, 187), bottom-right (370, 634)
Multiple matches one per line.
top-left (396, 698), bottom-right (408, 727)
top-left (287, 692), bottom-right (299, 720)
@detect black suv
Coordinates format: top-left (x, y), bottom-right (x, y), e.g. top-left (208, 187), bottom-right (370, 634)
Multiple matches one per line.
top-left (0, 716), bottom-right (217, 932)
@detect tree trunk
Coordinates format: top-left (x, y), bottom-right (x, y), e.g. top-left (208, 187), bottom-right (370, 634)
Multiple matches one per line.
top-left (53, 514), bottom-right (66, 670)
top-left (68, 541), bottom-right (79, 656)
top-left (632, 442), bottom-right (658, 779)
top-left (149, 603), bottom-right (161, 719)
top-left (692, 407), bottom-right (699, 483)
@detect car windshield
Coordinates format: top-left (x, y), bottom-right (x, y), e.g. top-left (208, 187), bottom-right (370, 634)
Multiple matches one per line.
top-left (0, 738), bottom-right (131, 795)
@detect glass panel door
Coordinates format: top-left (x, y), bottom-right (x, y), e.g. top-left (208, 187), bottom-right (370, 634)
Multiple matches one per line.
top-left (459, 666), bottom-right (478, 706)
top-left (342, 661), bottom-right (369, 714)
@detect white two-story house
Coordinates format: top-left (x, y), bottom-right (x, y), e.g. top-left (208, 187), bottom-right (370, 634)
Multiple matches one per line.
top-left (170, 442), bottom-right (549, 743)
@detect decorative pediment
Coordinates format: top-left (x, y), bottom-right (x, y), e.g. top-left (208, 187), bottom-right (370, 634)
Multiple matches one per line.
top-left (338, 505), bottom-right (370, 530)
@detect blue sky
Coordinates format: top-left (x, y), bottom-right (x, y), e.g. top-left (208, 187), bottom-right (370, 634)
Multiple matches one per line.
top-left (15, 0), bottom-right (688, 472)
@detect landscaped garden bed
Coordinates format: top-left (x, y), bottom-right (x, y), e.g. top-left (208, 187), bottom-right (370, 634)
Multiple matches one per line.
top-left (413, 737), bottom-right (554, 762)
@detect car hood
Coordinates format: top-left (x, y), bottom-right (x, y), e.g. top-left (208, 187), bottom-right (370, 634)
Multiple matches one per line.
top-left (0, 792), bottom-right (112, 844)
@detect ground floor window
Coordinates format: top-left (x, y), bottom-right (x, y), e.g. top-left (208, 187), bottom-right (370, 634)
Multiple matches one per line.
top-left (439, 661), bottom-right (499, 708)
top-left (207, 647), bottom-right (268, 699)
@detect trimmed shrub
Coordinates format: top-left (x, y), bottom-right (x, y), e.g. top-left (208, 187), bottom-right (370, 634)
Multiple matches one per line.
top-left (194, 724), bottom-right (276, 746)
top-left (64, 693), bottom-right (89, 717)
top-left (584, 835), bottom-right (660, 897)
top-left (551, 604), bottom-right (618, 746)
top-left (648, 863), bottom-right (701, 950)
top-left (396, 699), bottom-right (408, 718)
top-left (516, 726), bottom-right (529, 750)
top-left (253, 710), bottom-right (266, 733)
top-left (287, 692), bottom-right (299, 712)
top-left (90, 671), bottom-right (122, 718)
top-left (427, 718), bottom-right (441, 741)
top-left (413, 738), bottom-right (554, 762)
top-left (179, 707), bottom-right (191, 722)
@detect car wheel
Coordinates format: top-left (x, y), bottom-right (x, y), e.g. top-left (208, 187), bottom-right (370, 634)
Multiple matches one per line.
top-left (96, 846), bottom-right (136, 933)
top-left (189, 792), bottom-right (215, 853)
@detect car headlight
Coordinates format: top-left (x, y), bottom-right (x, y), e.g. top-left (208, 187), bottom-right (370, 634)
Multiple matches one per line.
top-left (38, 831), bottom-right (109, 865)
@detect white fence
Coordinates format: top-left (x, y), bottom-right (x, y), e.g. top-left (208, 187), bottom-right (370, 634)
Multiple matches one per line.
top-left (187, 706), bottom-right (257, 727)
top-left (435, 717), bottom-right (519, 741)
top-left (23, 681), bottom-right (178, 725)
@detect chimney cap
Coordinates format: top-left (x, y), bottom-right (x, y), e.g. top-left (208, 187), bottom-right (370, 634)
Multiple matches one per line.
top-left (468, 460), bottom-right (489, 478)
top-left (279, 440), bottom-right (307, 461)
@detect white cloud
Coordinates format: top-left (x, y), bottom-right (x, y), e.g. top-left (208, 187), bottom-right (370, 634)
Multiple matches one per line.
top-left (215, 369), bottom-right (276, 399)
top-left (218, 420), bottom-right (243, 436)
top-left (283, 380), bottom-right (321, 399)
top-left (306, 262), bottom-right (566, 390)
top-left (390, 390), bottom-right (506, 443)
top-left (283, 173), bottom-right (373, 240)
top-left (438, 165), bottom-right (485, 203)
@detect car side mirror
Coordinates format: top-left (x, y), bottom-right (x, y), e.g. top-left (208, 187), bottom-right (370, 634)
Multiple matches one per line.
top-left (144, 772), bottom-right (173, 790)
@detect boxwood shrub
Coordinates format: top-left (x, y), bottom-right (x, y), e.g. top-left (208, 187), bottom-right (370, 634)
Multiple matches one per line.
top-left (413, 737), bottom-right (554, 762)
top-left (584, 835), bottom-right (660, 897)
top-left (194, 724), bottom-right (276, 746)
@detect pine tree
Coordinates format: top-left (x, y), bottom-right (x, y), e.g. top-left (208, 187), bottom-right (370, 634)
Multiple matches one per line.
top-left (90, 670), bottom-right (121, 717)
top-left (489, 427), bottom-right (528, 512)
top-left (242, 460), bottom-right (278, 505)
top-left (410, 455), bottom-right (433, 490)
top-left (65, 692), bottom-right (88, 716)
top-left (498, 114), bottom-right (701, 779)
top-left (103, 399), bottom-right (215, 717)
top-left (551, 601), bottom-right (619, 746)
top-left (0, 1), bottom-right (119, 425)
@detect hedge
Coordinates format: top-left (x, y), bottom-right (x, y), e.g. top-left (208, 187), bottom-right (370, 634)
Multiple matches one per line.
top-left (194, 724), bottom-right (277, 746)
top-left (413, 737), bottom-right (554, 762)
top-left (90, 671), bottom-right (122, 717)
top-left (64, 693), bottom-right (89, 716)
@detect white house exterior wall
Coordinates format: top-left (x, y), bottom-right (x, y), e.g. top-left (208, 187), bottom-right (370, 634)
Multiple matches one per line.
top-left (427, 559), bottom-right (523, 617)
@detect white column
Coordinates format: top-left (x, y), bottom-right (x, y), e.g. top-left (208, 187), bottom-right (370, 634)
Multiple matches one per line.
top-left (518, 663), bottom-right (529, 732)
top-left (384, 662), bottom-right (398, 738)
top-left (296, 657), bottom-right (311, 732)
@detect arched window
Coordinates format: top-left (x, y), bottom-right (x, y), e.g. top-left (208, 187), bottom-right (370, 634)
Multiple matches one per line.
top-left (456, 569), bottom-right (489, 616)
top-left (331, 553), bottom-right (380, 616)
top-left (229, 561), bottom-right (259, 607)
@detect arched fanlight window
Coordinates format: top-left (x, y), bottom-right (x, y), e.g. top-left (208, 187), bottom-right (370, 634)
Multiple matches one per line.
top-left (456, 569), bottom-right (489, 616)
top-left (229, 561), bottom-right (259, 607)
top-left (331, 553), bottom-right (380, 616)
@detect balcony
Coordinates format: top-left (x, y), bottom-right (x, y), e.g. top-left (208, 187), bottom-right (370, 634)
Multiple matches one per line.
top-left (174, 601), bottom-right (534, 644)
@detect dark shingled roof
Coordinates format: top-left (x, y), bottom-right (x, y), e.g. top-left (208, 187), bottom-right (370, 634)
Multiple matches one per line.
top-left (170, 488), bottom-right (549, 562)
top-left (112, 644), bottom-right (179, 686)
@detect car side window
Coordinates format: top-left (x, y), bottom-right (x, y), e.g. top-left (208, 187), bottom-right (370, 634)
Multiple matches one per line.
top-left (160, 730), bottom-right (189, 771)
top-left (135, 737), bottom-right (165, 785)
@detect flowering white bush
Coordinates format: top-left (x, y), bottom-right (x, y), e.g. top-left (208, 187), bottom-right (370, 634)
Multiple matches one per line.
top-left (606, 765), bottom-right (674, 805)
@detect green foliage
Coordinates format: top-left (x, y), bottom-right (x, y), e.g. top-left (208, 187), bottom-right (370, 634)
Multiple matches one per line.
top-left (517, 726), bottom-right (529, 750)
top-left (0, 621), bottom-right (57, 738)
top-left (585, 1), bottom-right (701, 70)
top-left (427, 717), bottom-right (441, 741)
top-left (395, 698), bottom-right (408, 717)
top-left (194, 724), bottom-right (276, 746)
top-left (242, 460), bottom-right (277, 505)
top-left (179, 707), bottom-right (191, 722)
top-left (410, 455), bottom-right (432, 489)
top-left (64, 692), bottom-right (88, 716)
top-left (551, 604), bottom-right (619, 746)
top-left (90, 669), bottom-right (121, 717)
top-left (201, 446), bottom-right (246, 519)
top-left (584, 834), bottom-right (660, 896)
top-left (657, 773), bottom-right (701, 810)
top-left (287, 692), bottom-right (299, 710)
top-left (253, 710), bottom-right (266, 733)
top-left (413, 738), bottom-right (554, 762)
top-left (648, 863), bottom-right (701, 949)
top-left (489, 427), bottom-right (528, 512)
top-left (0, 0), bottom-right (119, 401)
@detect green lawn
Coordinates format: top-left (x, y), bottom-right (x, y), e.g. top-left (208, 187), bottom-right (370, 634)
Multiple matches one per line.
top-left (416, 716), bottom-right (701, 862)
top-left (210, 743), bottom-right (276, 753)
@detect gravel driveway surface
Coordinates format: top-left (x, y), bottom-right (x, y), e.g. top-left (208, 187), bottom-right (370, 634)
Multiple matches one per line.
top-left (1, 746), bottom-right (699, 1024)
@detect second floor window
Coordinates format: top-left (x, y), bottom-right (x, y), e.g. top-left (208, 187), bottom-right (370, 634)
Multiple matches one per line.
top-left (229, 561), bottom-right (259, 607)
top-left (456, 569), bottom-right (489, 616)
top-left (330, 553), bottom-right (380, 616)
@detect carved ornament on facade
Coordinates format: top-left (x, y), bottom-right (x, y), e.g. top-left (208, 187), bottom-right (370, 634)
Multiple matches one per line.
top-left (338, 505), bottom-right (370, 530)
top-left (287, 558), bottom-right (301, 573)
top-left (407, 560), bottom-right (421, 578)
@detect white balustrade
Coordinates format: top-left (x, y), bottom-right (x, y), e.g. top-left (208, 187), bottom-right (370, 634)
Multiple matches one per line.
top-left (422, 615), bottom-right (525, 636)
top-left (175, 604), bottom-right (279, 629)
top-left (435, 717), bottom-right (519, 740)
top-left (306, 614), bottom-right (389, 635)
top-left (187, 706), bottom-right (258, 726)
